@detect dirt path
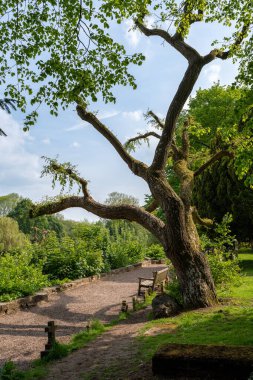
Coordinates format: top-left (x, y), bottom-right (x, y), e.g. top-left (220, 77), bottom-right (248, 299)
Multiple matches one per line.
top-left (45, 308), bottom-right (157, 380)
top-left (0, 264), bottom-right (165, 371)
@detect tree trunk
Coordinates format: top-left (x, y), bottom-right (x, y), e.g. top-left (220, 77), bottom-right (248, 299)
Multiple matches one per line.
top-left (163, 214), bottom-right (217, 309)
top-left (166, 245), bottom-right (217, 308)
top-left (148, 172), bottom-right (217, 309)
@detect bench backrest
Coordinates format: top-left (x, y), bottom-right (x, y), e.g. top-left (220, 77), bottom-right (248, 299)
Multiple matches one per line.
top-left (153, 268), bottom-right (168, 285)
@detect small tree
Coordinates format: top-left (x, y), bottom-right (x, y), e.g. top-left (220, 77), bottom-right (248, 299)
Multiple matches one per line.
top-left (1, 1), bottom-right (253, 308)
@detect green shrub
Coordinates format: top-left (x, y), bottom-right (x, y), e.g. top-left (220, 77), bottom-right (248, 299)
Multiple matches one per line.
top-left (36, 233), bottom-right (104, 281)
top-left (106, 240), bottom-right (144, 269)
top-left (43, 252), bottom-right (88, 280)
top-left (41, 342), bottom-right (69, 363)
top-left (208, 254), bottom-right (241, 291)
top-left (0, 361), bottom-right (25, 380)
top-left (198, 213), bottom-right (242, 293)
top-left (145, 244), bottom-right (166, 260)
top-left (0, 250), bottom-right (49, 301)
top-left (83, 250), bottom-right (104, 276)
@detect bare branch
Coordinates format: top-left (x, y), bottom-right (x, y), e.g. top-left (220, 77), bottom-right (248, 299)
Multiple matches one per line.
top-left (135, 20), bottom-right (201, 63)
top-left (125, 131), bottom-right (161, 150)
top-left (194, 151), bottom-right (234, 177)
top-left (50, 161), bottom-right (89, 196)
top-left (76, 104), bottom-right (148, 179)
top-left (0, 128), bottom-right (7, 136)
top-left (147, 110), bottom-right (164, 129)
top-left (191, 206), bottom-right (213, 228)
top-left (182, 118), bottom-right (190, 159)
top-left (203, 22), bottom-right (250, 64)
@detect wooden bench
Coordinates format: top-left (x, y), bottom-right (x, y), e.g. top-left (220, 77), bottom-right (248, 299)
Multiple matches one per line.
top-left (138, 267), bottom-right (168, 296)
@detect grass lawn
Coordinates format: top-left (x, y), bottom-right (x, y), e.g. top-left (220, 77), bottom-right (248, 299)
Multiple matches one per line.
top-left (228, 248), bottom-right (253, 299)
top-left (138, 248), bottom-right (253, 361)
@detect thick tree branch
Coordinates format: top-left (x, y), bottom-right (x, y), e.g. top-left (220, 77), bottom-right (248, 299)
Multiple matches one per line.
top-left (76, 104), bottom-right (148, 179)
top-left (135, 20), bottom-right (201, 63)
top-left (82, 198), bottom-right (166, 244)
top-left (145, 199), bottom-right (159, 213)
top-left (30, 196), bottom-right (84, 217)
top-left (171, 140), bottom-right (182, 160)
top-left (194, 151), bottom-right (234, 177)
top-left (32, 160), bottom-right (166, 243)
top-left (31, 195), bottom-right (166, 245)
top-left (151, 61), bottom-right (203, 172)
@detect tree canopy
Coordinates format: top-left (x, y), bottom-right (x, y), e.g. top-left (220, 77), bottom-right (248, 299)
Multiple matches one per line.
top-left (0, 0), bottom-right (252, 127)
top-left (9, 198), bottom-right (64, 240)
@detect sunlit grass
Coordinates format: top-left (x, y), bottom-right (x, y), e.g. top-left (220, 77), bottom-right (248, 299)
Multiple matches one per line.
top-left (139, 306), bottom-right (253, 361)
top-left (138, 249), bottom-right (253, 361)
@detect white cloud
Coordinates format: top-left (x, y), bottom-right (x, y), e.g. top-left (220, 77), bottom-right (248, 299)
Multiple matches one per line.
top-left (65, 110), bottom-right (119, 132)
top-left (98, 110), bottom-right (120, 120)
top-left (124, 19), bottom-right (141, 47)
top-left (0, 111), bottom-right (41, 187)
top-left (42, 138), bottom-right (51, 144)
top-left (71, 141), bottom-right (80, 148)
top-left (122, 110), bottom-right (143, 122)
top-left (146, 16), bottom-right (156, 29)
top-left (65, 122), bottom-right (86, 132)
top-left (204, 64), bottom-right (221, 83)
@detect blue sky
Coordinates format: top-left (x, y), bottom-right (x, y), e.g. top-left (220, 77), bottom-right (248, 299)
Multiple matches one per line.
top-left (0, 19), bottom-right (238, 221)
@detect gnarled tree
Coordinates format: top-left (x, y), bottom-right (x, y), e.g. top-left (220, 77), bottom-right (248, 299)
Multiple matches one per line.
top-left (1, 0), bottom-right (253, 308)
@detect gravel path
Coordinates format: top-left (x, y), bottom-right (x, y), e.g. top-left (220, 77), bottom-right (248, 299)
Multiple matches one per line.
top-left (0, 264), bottom-right (165, 370)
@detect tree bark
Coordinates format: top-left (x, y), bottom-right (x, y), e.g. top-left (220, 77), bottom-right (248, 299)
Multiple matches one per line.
top-left (165, 241), bottom-right (217, 308)
top-left (163, 203), bottom-right (217, 308)
top-left (147, 170), bottom-right (217, 308)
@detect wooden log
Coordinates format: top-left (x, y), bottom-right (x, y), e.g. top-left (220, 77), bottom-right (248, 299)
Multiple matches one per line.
top-left (152, 343), bottom-right (253, 379)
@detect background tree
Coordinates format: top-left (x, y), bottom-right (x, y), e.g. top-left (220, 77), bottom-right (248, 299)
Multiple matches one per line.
top-left (193, 158), bottom-right (253, 242)
top-left (0, 216), bottom-right (29, 253)
top-left (9, 198), bottom-right (64, 240)
top-left (0, 193), bottom-right (22, 216)
top-left (1, 1), bottom-right (253, 309)
top-left (181, 84), bottom-right (253, 241)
